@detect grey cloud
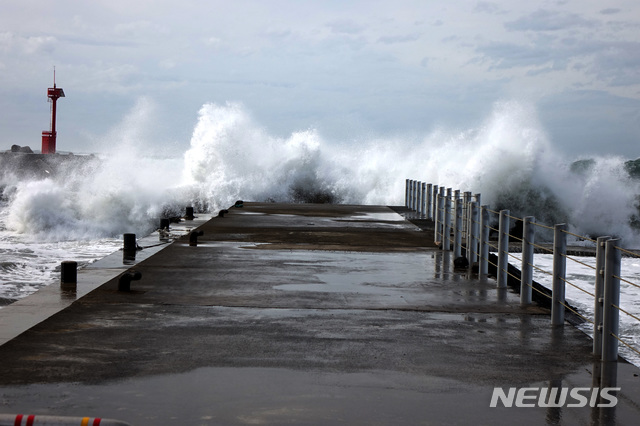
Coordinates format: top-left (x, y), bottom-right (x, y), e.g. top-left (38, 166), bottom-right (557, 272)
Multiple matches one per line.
top-left (476, 41), bottom-right (559, 69)
top-left (326, 19), bottom-right (365, 35)
top-left (377, 33), bottom-right (420, 44)
top-left (600, 8), bottom-right (621, 15)
top-left (476, 32), bottom-right (640, 89)
top-left (505, 9), bottom-right (595, 31)
top-left (474, 2), bottom-right (503, 15)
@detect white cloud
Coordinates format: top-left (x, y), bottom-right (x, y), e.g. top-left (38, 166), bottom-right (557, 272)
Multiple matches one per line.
top-left (1, 0), bottom-right (640, 157)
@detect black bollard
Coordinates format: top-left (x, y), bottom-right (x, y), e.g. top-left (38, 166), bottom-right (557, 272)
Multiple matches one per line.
top-left (185, 206), bottom-right (195, 220)
top-left (160, 218), bottom-right (170, 230)
top-left (118, 270), bottom-right (142, 292)
top-left (123, 233), bottom-right (137, 251)
top-left (218, 209), bottom-right (229, 217)
top-left (234, 200), bottom-right (244, 208)
top-left (189, 230), bottom-right (204, 246)
top-left (60, 261), bottom-right (77, 286)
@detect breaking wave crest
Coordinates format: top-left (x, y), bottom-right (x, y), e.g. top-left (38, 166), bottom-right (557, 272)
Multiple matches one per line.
top-left (1, 99), bottom-right (640, 246)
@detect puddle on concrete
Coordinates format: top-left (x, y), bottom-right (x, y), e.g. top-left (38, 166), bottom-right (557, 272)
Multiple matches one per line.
top-left (349, 211), bottom-right (406, 221)
top-left (0, 365), bottom-right (616, 425)
top-left (0, 367), bottom-right (543, 426)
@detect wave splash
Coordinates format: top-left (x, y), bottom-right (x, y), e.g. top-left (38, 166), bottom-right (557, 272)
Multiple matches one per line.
top-left (1, 99), bottom-right (639, 245)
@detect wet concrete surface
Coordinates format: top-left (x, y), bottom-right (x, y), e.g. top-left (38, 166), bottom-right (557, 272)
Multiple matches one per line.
top-left (0, 203), bottom-right (639, 425)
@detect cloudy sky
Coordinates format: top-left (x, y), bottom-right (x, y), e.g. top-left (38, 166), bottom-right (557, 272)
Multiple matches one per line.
top-left (1, 0), bottom-right (639, 157)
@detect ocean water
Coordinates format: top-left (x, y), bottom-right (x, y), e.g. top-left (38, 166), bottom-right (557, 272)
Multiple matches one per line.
top-left (1, 100), bottom-right (640, 363)
top-left (533, 254), bottom-right (640, 367)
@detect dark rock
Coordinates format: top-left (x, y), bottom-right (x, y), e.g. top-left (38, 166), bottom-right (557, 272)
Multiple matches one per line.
top-left (10, 145), bottom-right (33, 153)
top-left (453, 257), bottom-right (469, 269)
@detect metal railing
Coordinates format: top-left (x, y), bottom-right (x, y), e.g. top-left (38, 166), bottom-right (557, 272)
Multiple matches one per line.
top-left (404, 179), bottom-right (640, 366)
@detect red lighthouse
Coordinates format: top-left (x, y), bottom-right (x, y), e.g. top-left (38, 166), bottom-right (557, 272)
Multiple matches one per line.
top-left (41, 70), bottom-right (65, 154)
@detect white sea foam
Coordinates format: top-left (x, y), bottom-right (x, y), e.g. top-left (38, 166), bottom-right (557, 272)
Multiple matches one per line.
top-left (533, 254), bottom-right (640, 367)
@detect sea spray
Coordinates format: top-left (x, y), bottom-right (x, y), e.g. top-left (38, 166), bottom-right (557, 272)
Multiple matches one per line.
top-left (2, 99), bottom-right (640, 244)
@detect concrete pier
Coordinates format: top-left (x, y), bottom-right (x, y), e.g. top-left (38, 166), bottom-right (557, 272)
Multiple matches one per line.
top-left (0, 203), bottom-right (638, 425)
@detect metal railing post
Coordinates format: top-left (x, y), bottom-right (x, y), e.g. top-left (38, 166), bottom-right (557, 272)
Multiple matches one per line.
top-left (497, 210), bottom-right (510, 288)
top-left (520, 216), bottom-right (535, 305)
top-left (594, 236), bottom-right (611, 356)
top-left (480, 206), bottom-right (490, 276)
top-left (426, 184), bottom-right (433, 220)
top-left (469, 202), bottom-right (479, 263)
top-left (434, 186), bottom-right (443, 244)
top-left (463, 192), bottom-right (471, 253)
top-left (601, 239), bottom-right (621, 362)
top-left (409, 180), bottom-right (416, 210)
top-left (405, 179), bottom-right (410, 208)
top-left (443, 188), bottom-right (452, 250)
top-left (551, 223), bottom-right (567, 327)
top-left (420, 182), bottom-right (426, 216)
top-left (432, 185), bottom-right (439, 224)
top-left (454, 190), bottom-right (462, 258)
top-left (414, 181), bottom-right (419, 211)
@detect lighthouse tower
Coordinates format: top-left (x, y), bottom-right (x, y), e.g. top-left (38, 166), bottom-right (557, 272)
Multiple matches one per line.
top-left (41, 70), bottom-right (65, 154)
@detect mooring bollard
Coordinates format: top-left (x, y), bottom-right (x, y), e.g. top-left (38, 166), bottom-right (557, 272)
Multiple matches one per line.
top-left (118, 270), bottom-right (142, 292)
top-left (123, 233), bottom-right (137, 264)
top-left (185, 206), bottom-right (195, 220)
top-left (123, 233), bottom-right (137, 251)
top-left (60, 261), bottom-right (77, 288)
top-left (159, 218), bottom-right (170, 230)
top-left (189, 230), bottom-right (204, 246)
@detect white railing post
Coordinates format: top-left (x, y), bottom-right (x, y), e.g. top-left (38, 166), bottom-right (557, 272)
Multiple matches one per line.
top-left (432, 185), bottom-right (439, 224)
top-left (443, 188), bottom-right (452, 250)
top-left (469, 202), bottom-right (479, 263)
top-left (434, 186), bottom-right (443, 244)
top-left (405, 179), bottom-right (409, 208)
top-left (551, 223), bottom-right (567, 327)
top-left (594, 235), bottom-right (611, 356)
top-left (520, 216), bottom-right (535, 305)
top-left (463, 192), bottom-right (472, 253)
top-left (454, 190), bottom-right (462, 258)
top-left (480, 206), bottom-right (490, 277)
top-left (410, 180), bottom-right (416, 211)
top-left (497, 210), bottom-right (510, 288)
top-left (426, 183), bottom-right (433, 220)
top-left (601, 239), bottom-right (622, 362)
